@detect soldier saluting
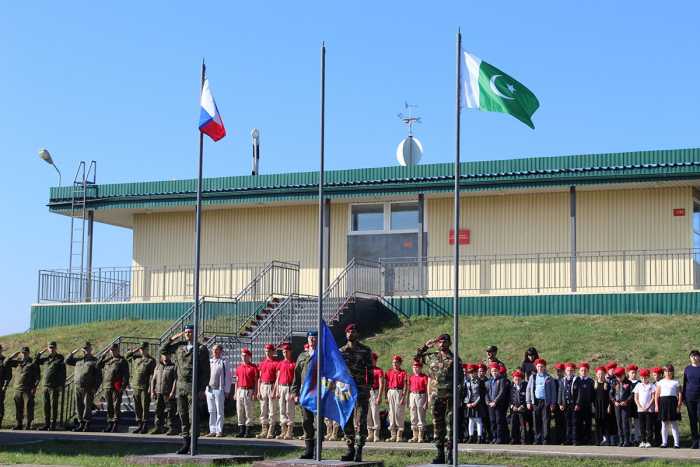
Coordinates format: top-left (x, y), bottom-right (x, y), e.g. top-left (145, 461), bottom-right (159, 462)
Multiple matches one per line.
top-left (36, 341), bottom-right (66, 431)
top-left (6, 346), bottom-right (40, 430)
top-left (125, 342), bottom-right (157, 434)
top-left (66, 341), bottom-right (100, 432)
top-left (98, 342), bottom-right (130, 433)
top-left (160, 324), bottom-right (210, 455)
top-left (339, 323), bottom-right (373, 463)
top-left (415, 333), bottom-right (463, 465)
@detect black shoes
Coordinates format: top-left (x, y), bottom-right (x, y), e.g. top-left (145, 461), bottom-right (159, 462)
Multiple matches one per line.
top-left (431, 446), bottom-right (445, 465)
top-left (339, 446), bottom-right (355, 461)
top-left (300, 439), bottom-right (314, 459)
top-left (354, 446), bottom-right (363, 462)
top-left (176, 437), bottom-right (190, 455)
top-left (102, 422), bottom-right (114, 433)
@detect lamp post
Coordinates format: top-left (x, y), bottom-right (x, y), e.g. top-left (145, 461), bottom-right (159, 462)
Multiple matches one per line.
top-left (38, 148), bottom-right (62, 186)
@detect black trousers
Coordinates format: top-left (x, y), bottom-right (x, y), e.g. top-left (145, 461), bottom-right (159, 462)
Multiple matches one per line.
top-left (638, 412), bottom-right (653, 443)
top-left (563, 404), bottom-right (576, 444)
top-left (510, 410), bottom-right (527, 443)
top-left (576, 406), bottom-right (592, 445)
top-left (615, 405), bottom-right (630, 443)
top-left (488, 405), bottom-right (507, 443)
top-left (533, 400), bottom-right (550, 444)
top-left (687, 400), bottom-right (700, 441)
top-left (552, 405), bottom-right (565, 444)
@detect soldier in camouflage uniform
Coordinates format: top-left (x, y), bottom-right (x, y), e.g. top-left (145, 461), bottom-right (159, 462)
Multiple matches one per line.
top-left (98, 342), bottom-right (130, 432)
top-left (291, 330), bottom-right (321, 460)
top-left (66, 341), bottom-right (100, 432)
top-left (149, 353), bottom-right (178, 435)
top-left (5, 346), bottom-right (41, 430)
top-left (125, 342), bottom-right (157, 434)
top-left (0, 344), bottom-right (13, 429)
top-left (415, 333), bottom-right (463, 464)
top-left (36, 341), bottom-right (66, 431)
top-left (160, 324), bottom-right (210, 455)
top-left (338, 323), bottom-right (373, 462)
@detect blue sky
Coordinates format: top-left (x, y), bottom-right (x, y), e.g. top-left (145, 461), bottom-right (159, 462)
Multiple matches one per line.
top-left (1, 2), bottom-right (699, 335)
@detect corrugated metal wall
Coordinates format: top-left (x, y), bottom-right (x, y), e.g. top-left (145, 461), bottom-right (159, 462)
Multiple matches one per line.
top-left (132, 203), bottom-right (348, 296)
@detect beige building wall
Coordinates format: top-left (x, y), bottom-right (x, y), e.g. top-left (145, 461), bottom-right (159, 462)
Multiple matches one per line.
top-left (421, 187), bottom-right (693, 296)
top-left (131, 202), bottom-right (348, 299)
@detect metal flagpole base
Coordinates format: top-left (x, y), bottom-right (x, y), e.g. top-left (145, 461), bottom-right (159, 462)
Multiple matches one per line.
top-left (125, 453), bottom-right (263, 464)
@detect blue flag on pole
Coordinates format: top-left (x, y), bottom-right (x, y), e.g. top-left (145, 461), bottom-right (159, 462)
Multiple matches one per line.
top-left (299, 320), bottom-right (358, 428)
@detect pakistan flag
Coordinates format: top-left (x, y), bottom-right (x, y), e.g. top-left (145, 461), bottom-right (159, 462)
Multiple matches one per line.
top-left (461, 51), bottom-right (539, 129)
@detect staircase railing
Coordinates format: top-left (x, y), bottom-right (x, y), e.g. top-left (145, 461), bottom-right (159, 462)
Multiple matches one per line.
top-left (321, 258), bottom-right (383, 322)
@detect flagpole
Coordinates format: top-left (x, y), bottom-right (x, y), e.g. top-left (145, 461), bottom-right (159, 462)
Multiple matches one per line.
top-left (190, 59), bottom-right (206, 457)
top-left (452, 29), bottom-right (461, 467)
top-left (315, 41), bottom-right (326, 462)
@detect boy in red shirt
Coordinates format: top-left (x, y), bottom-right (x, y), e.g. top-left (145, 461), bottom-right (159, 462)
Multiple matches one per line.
top-left (367, 352), bottom-right (385, 442)
top-left (386, 355), bottom-right (408, 442)
top-left (408, 360), bottom-right (429, 443)
top-left (275, 343), bottom-right (295, 440)
top-left (235, 348), bottom-right (258, 438)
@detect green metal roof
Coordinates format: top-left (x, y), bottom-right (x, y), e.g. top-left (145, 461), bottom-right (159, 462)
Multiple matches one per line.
top-left (48, 148), bottom-right (700, 212)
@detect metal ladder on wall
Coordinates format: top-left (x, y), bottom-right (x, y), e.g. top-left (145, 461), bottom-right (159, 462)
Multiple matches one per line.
top-left (67, 161), bottom-right (96, 302)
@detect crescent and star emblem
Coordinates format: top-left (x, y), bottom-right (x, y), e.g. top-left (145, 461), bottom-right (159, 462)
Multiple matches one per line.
top-left (489, 74), bottom-right (516, 100)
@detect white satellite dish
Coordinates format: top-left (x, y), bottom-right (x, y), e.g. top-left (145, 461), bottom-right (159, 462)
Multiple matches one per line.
top-left (396, 135), bottom-right (423, 166)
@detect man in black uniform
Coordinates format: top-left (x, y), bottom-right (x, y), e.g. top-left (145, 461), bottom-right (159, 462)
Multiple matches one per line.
top-left (36, 341), bottom-right (66, 431)
top-left (338, 323), bottom-right (373, 462)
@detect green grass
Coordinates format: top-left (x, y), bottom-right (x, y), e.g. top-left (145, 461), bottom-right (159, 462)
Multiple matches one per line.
top-left (0, 440), bottom-right (697, 466)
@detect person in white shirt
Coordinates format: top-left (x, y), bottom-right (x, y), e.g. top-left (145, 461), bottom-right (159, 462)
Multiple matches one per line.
top-left (205, 344), bottom-right (233, 437)
top-left (633, 369), bottom-right (655, 448)
top-left (654, 364), bottom-right (683, 448)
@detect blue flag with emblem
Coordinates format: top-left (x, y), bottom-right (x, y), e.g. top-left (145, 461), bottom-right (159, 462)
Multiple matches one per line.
top-left (299, 320), bottom-right (358, 427)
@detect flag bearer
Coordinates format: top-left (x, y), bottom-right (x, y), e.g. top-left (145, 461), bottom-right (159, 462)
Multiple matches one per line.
top-left (386, 354), bottom-right (408, 442)
top-left (160, 324), bottom-right (210, 455)
top-left (149, 353), bottom-right (178, 435)
top-left (66, 342), bottom-right (100, 432)
top-left (98, 343), bottom-right (130, 433)
top-left (408, 360), bottom-right (428, 443)
top-left (339, 323), bottom-right (374, 462)
top-left (295, 342), bottom-right (311, 441)
top-left (275, 343), bottom-right (296, 440)
top-left (6, 347), bottom-right (40, 430)
top-left (292, 330), bottom-right (320, 459)
top-left (257, 344), bottom-right (279, 439)
top-left (367, 352), bottom-right (385, 442)
top-left (36, 341), bottom-right (66, 431)
top-left (235, 347), bottom-right (257, 438)
top-left (415, 334), bottom-right (463, 465)
top-left (125, 342), bottom-right (157, 434)
top-left (558, 362), bottom-right (579, 445)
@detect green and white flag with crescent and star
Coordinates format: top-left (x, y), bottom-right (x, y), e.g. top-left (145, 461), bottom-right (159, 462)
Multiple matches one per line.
top-left (461, 51), bottom-right (540, 129)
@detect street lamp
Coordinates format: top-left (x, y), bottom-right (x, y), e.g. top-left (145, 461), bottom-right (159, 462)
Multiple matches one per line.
top-left (38, 148), bottom-right (62, 186)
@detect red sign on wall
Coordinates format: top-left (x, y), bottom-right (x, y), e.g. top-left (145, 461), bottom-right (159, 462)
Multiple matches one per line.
top-left (448, 228), bottom-right (470, 245)
top-left (673, 208), bottom-right (686, 217)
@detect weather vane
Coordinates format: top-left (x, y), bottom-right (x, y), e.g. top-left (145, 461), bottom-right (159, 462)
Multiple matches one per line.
top-left (397, 102), bottom-right (422, 137)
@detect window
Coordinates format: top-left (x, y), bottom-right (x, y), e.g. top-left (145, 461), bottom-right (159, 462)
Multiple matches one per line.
top-left (351, 204), bottom-right (384, 232)
top-left (390, 203), bottom-right (419, 230)
top-left (350, 202), bottom-right (420, 233)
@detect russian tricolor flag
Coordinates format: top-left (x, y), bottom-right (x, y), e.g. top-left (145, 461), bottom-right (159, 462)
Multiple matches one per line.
top-left (199, 79), bottom-right (226, 141)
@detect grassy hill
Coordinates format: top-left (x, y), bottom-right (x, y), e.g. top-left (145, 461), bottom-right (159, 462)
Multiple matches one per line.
top-left (1, 314), bottom-right (698, 429)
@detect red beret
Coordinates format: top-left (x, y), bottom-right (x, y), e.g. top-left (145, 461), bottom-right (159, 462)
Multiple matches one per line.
top-left (498, 365), bottom-right (507, 374)
top-left (534, 358), bottom-right (546, 366)
top-left (554, 363), bottom-right (565, 370)
top-left (565, 362), bottom-right (577, 370)
top-left (639, 368), bottom-right (650, 377)
top-left (345, 324), bottom-right (357, 333)
top-left (614, 367), bottom-right (626, 377)
top-left (489, 362), bottom-right (499, 369)
top-left (392, 355), bottom-right (402, 362)
top-left (241, 347), bottom-right (252, 356)
top-left (478, 363), bottom-right (487, 371)
top-left (626, 364), bottom-right (638, 371)
top-left (512, 370), bottom-right (524, 378)
top-left (462, 363), bottom-right (470, 370)
top-left (264, 344), bottom-right (275, 351)
top-left (606, 361), bottom-right (618, 370)
top-left (371, 352), bottom-right (378, 360)
top-left (579, 362), bottom-right (590, 369)
top-left (280, 343), bottom-right (291, 351)
top-left (595, 366), bottom-right (606, 373)
top-left (652, 366), bottom-right (664, 375)
top-left (466, 363), bottom-right (476, 372)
